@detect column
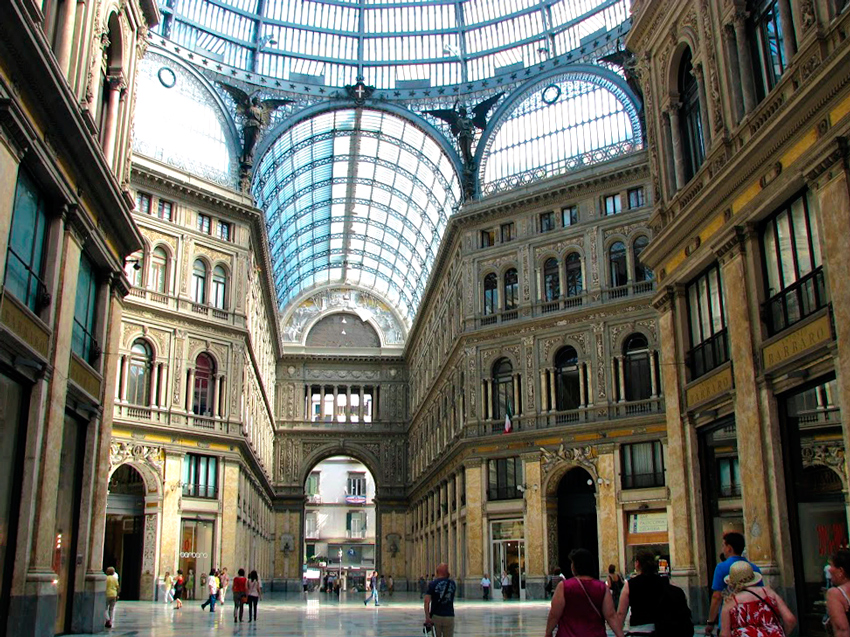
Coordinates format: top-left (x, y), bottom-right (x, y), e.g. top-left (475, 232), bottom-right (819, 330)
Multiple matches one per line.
top-left (617, 357), bottom-right (626, 402)
top-left (102, 74), bottom-right (125, 166)
top-left (733, 11), bottom-right (758, 115)
top-left (522, 454), bottom-right (545, 596)
top-left (332, 386), bottom-right (339, 422)
top-left (485, 379), bottom-right (493, 420)
top-left (662, 112), bottom-right (678, 196)
top-left (346, 386), bottom-right (352, 423)
top-left (548, 368), bottom-right (556, 411)
top-left (218, 376), bottom-right (226, 418)
top-left (578, 363), bottom-right (587, 407)
top-left (692, 63), bottom-right (712, 148)
top-left (186, 368), bottom-right (195, 411)
top-left (723, 23), bottom-right (746, 123)
top-left (148, 362), bottom-right (158, 408)
top-left (667, 105), bottom-right (687, 190)
top-left (119, 355), bottom-right (129, 401)
top-left (540, 370), bottom-right (549, 412)
top-left (720, 233), bottom-right (776, 564)
top-left (777, 0), bottom-right (797, 62)
top-left (320, 386), bottom-right (326, 420)
top-left (649, 352), bottom-right (659, 397)
top-left (462, 459), bottom-right (485, 596)
top-left (358, 386), bottom-right (364, 421)
top-left (512, 373), bottom-right (520, 415)
top-left (53, 0), bottom-right (77, 75)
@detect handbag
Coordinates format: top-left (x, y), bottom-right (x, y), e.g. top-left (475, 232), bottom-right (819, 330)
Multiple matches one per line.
top-left (576, 578), bottom-right (604, 619)
top-left (241, 594), bottom-right (248, 603)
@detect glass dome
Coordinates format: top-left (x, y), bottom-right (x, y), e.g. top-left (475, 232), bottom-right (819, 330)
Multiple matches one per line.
top-left (155, 0), bottom-right (631, 90)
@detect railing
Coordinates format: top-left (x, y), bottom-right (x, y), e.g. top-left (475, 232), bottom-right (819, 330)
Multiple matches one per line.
top-left (502, 309), bottom-right (518, 322)
top-left (719, 483), bottom-right (742, 498)
top-left (621, 472), bottom-right (665, 490)
top-left (113, 402), bottom-right (243, 435)
top-left (347, 529), bottom-right (367, 539)
top-left (687, 329), bottom-right (729, 379)
top-left (603, 280), bottom-right (655, 301)
top-left (191, 303), bottom-right (209, 316)
top-left (150, 292), bottom-right (169, 304)
top-left (541, 301), bottom-right (559, 314)
top-left (488, 487), bottom-right (523, 501)
top-left (763, 267), bottom-right (827, 336)
top-left (796, 406), bottom-right (841, 429)
top-left (182, 483), bottom-right (218, 499)
top-left (463, 399), bottom-right (664, 438)
top-left (481, 315), bottom-right (497, 326)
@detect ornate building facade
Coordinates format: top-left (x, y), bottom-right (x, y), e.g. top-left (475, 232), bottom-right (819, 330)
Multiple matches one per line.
top-left (0, 0), bottom-right (157, 634)
top-left (628, 0), bottom-right (850, 629)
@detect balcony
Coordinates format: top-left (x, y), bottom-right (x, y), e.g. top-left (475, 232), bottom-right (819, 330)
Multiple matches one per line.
top-left (346, 529), bottom-right (367, 539)
top-left (621, 471), bottom-right (665, 490)
top-left (763, 267), bottom-right (827, 336)
top-left (113, 402), bottom-right (243, 435)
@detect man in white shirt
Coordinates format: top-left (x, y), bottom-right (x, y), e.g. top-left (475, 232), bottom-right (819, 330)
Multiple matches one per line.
top-left (481, 574), bottom-right (491, 600)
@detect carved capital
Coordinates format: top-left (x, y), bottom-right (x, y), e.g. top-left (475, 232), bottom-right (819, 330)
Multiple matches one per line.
top-left (805, 137), bottom-right (848, 185)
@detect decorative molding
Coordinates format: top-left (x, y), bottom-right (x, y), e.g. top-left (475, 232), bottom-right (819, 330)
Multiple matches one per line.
top-left (540, 444), bottom-right (598, 477)
top-left (801, 441), bottom-right (845, 481)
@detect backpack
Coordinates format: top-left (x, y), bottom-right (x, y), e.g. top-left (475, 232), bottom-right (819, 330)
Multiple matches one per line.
top-left (654, 580), bottom-right (694, 637)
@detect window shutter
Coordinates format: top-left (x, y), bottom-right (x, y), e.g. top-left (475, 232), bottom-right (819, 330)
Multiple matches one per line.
top-left (346, 511), bottom-right (352, 531)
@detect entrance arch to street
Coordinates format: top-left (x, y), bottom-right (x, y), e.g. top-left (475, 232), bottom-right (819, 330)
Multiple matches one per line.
top-left (301, 454), bottom-right (379, 593)
top-left (548, 466), bottom-right (599, 578)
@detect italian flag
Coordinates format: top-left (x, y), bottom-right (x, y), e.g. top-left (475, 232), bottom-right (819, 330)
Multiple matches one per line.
top-left (504, 401), bottom-right (513, 433)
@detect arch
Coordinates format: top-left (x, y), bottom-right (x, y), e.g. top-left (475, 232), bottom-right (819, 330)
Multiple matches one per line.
top-left (632, 235), bottom-right (653, 283)
top-left (108, 457), bottom-right (163, 499)
top-left (542, 257), bottom-right (560, 302)
top-left (191, 352), bottom-right (217, 416)
top-left (191, 257), bottom-right (209, 304)
top-left (483, 272), bottom-right (498, 316)
top-left (305, 312), bottom-right (381, 348)
top-left (211, 264), bottom-right (228, 310)
top-left (104, 11), bottom-right (124, 73)
top-left (554, 346), bottom-right (581, 412)
top-left (665, 40), bottom-right (703, 99)
top-left (622, 333), bottom-right (652, 402)
top-left (127, 339), bottom-right (154, 406)
top-left (544, 465), bottom-right (599, 576)
top-left (503, 268), bottom-right (519, 311)
top-left (476, 65), bottom-right (644, 194)
top-left (564, 251), bottom-right (584, 298)
top-left (298, 444), bottom-right (383, 491)
top-left (608, 240), bottom-right (628, 288)
top-left (676, 46), bottom-right (705, 181)
top-left (612, 326), bottom-right (657, 354)
top-left (149, 245), bottom-right (169, 294)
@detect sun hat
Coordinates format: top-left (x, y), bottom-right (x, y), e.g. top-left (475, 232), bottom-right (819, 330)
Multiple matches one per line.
top-left (724, 560), bottom-right (763, 591)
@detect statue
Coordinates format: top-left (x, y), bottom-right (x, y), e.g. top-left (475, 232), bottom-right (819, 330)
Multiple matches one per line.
top-left (218, 83), bottom-right (292, 190)
top-left (424, 93), bottom-right (504, 200)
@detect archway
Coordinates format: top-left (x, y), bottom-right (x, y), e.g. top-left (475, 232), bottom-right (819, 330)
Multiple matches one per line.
top-left (556, 467), bottom-right (598, 578)
top-left (104, 464), bottom-right (146, 600)
top-left (302, 455), bottom-right (377, 594)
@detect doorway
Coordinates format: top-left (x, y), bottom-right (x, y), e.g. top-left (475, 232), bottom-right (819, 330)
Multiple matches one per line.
top-left (491, 520), bottom-right (525, 600)
top-left (104, 465), bottom-right (146, 600)
top-left (556, 467), bottom-right (598, 577)
top-left (179, 519), bottom-right (215, 600)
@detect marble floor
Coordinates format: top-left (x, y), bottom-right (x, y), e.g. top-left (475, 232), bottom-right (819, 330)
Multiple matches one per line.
top-left (89, 591), bottom-right (589, 636)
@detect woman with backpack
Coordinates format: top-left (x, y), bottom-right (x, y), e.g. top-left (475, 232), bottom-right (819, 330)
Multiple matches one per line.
top-left (616, 550), bottom-right (665, 634)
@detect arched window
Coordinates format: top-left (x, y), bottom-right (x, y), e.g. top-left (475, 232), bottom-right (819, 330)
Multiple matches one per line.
top-left (555, 347), bottom-right (580, 411)
top-left (679, 48), bottom-right (705, 182)
top-left (504, 268), bottom-right (519, 310)
top-left (623, 334), bottom-right (652, 401)
top-left (211, 265), bottom-right (227, 309)
top-left (125, 250), bottom-right (143, 288)
top-left (192, 259), bottom-right (207, 304)
top-left (193, 353), bottom-right (215, 416)
top-left (492, 358), bottom-right (515, 420)
top-left (609, 242), bottom-right (628, 288)
top-left (633, 236), bottom-right (653, 282)
top-left (483, 273), bottom-right (498, 315)
top-left (127, 340), bottom-right (152, 406)
top-left (150, 246), bottom-right (168, 293)
top-left (543, 258), bottom-right (560, 302)
top-left (565, 252), bottom-right (583, 297)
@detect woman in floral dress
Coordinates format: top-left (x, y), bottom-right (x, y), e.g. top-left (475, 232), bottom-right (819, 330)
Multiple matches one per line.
top-left (720, 561), bottom-right (796, 637)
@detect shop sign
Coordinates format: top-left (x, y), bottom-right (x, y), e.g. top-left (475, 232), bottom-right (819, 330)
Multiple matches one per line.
top-left (686, 366), bottom-right (733, 408)
top-left (179, 552), bottom-right (208, 558)
top-left (627, 512), bottom-right (668, 535)
top-left (492, 520), bottom-right (524, 540)
top-left (763, 313), bottom-right (831, 371)
top-left (1, 296), bottom-right (49, 357)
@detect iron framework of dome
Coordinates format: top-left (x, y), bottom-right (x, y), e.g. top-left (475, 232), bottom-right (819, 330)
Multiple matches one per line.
top-left (147, 0), bottom-right (642, 329)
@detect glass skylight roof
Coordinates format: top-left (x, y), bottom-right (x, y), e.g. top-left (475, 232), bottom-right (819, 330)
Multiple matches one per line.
top-left (155, 0), bottom-right (631, 89)
top-left (253, 108), bottom-right (461, 324)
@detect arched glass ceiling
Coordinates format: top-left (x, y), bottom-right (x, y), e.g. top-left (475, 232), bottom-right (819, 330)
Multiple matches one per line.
top-left (480, 71), bottom-right (642, 195)
top-left (155, 0), bottom-right (631, 89)
top-left (254, 108), bottom-right (461, 324)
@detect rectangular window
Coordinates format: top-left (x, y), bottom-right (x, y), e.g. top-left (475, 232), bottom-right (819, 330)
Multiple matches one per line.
top-left (306, 471), bottom-right (320, 496)
top-left (72, 253), bottom-right (98, 365)
top-left (750, 0), bottom-right (787, 101)
top-left (5, 170), bottom-right (48, 312)
top-left (157, 199), bottom-right (173, 221)
top-left (621, 441), bottom-right (665, 489)
top-left (762, 192), bottom-right (826, 335)
top-left (501, 222), bottom-right (515, 243)
top-left (347, 473), bottom-right (366, 497)
top-left (540, 211), bottom-right (555, 233)
top-left (687, 263), bottom-right (729, 379)
top-left (305, 512), bottom-right (318, 538)
top-left (135, 192), bottom-right (151, 214)
top-left (562, 205), bottom-right (578, 227)
top-left (628, 187), bottom-right (646, 209)
top-left (481, 229), bottom-right (495, 248)
top-left (717, 456), bottom-right (741, 498)
top-left (604, 194), bottom-right (622, 216)
top-left (346, 510), bottom-right (366, 538)
top-left (217, 221), bottom-right (231, 242)
top-left (488, 457), bottom-right (523, 501)
top-left (197, 213), bottom-right (211, 234)
top-left (182, 453), bottom-right (218, 498)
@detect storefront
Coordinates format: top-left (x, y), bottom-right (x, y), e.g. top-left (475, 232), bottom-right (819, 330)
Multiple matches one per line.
top-left (624, 510), bottom-right (669, 574)
top-left (490, 519), bottom-right (525, 600)
top-left (179, 518), bottom-right (215, 600)
top-left (781, 378), bottom-right (845, 634)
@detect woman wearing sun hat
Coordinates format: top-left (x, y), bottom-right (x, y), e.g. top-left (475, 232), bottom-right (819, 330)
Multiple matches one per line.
top-left (719, 560), bottom-right (796, 637)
